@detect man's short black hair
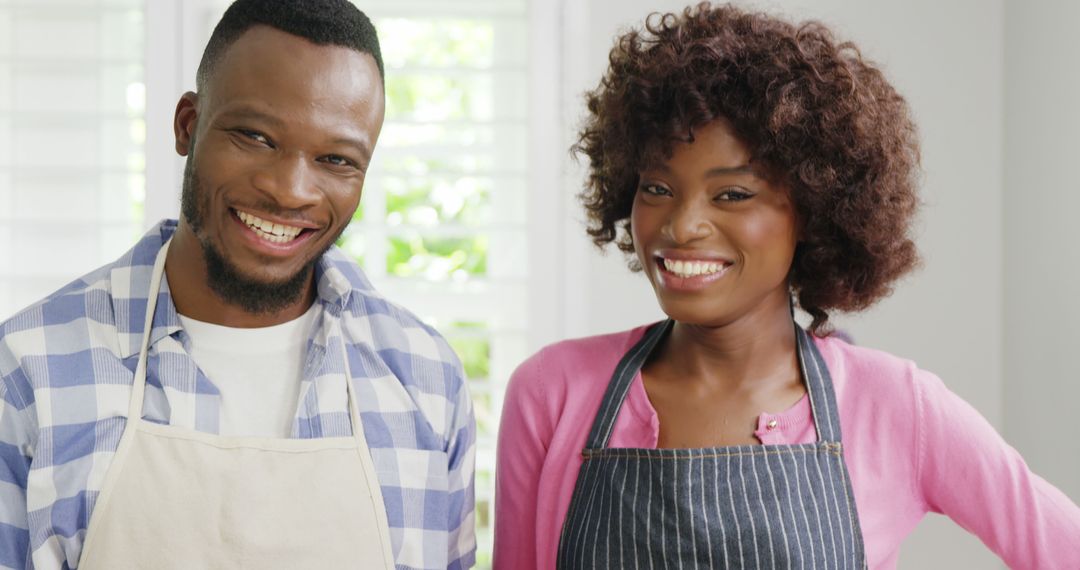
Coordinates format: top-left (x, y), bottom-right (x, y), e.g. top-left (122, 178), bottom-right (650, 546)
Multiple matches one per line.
top-left (196, 0), bottom-right (384, 90)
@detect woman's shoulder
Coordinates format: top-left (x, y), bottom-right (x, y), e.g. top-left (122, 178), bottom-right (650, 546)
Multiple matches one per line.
top-left (505, 324), bottom-right (654, 402)
top-left (814, 333), bottom-right (918, 374)
top-left (543, 325), bottom-right (650, 360)
top-left (813, 333), bottom-right (934, 401)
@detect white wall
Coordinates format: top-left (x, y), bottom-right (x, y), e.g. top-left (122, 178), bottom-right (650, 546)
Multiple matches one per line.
top-left (554, 1), bottom-right (1016, 566)
top-left (1003, 0), bottom-right (1080, 514)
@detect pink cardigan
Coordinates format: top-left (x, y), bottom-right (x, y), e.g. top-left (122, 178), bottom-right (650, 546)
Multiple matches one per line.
top-left (494, 325), bottom-right (1080, 569)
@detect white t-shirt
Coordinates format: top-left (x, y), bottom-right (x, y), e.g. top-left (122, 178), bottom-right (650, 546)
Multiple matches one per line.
top-left (178, 304), bottom-right (320, 437)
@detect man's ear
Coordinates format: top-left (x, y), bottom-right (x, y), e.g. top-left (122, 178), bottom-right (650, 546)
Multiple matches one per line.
top-left (174, 91), bottom-right (199, 156)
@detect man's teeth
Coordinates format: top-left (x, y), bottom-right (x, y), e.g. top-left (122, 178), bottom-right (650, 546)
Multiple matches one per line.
top-left (236, 210), bottom-right (303, 243)
top-left (662, 258), bottom-right (726, 278)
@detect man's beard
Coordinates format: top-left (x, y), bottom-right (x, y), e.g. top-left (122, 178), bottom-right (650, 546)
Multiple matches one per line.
top-left (180, 155), bottom-right (324, 316)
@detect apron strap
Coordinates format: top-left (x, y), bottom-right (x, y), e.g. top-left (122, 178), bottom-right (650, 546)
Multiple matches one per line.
top-left (583, 319), bottom-right (846, 450)
top-left (125, 238), bottom-right (367, 442)
top-left (336, 327), bottom-right (366, 444)
top-left (794, 325), bottom-right (844, 442)
top-left (583, 320), bottom-right (672, 449)
top-left (126, 238), bottom-right (171, 422)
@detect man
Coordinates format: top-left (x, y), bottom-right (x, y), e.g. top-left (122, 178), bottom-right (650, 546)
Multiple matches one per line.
top-left (0, 1), bottom-right (476, 568)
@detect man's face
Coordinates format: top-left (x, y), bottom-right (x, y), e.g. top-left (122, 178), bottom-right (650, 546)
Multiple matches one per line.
top-left (174, 26), bottom-right (384, 312)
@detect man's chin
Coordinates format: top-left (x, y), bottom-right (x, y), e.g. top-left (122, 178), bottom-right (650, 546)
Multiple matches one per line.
top-left (201, 241), bottom-right (315, 315)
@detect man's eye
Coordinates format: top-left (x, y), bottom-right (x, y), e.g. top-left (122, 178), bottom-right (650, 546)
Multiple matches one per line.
top-left (237, 129), bottom-right (272, 146)
top-left (320, 155), bottom-right (355, 168)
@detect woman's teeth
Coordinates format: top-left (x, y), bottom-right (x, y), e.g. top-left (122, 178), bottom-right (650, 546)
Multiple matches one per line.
top-left (662, 258), bottom-right (726, 278)
top-left (236, 210), bottom-right (303, 244)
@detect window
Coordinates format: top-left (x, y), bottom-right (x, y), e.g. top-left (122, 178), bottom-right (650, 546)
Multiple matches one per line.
top-left (0, 0), bottom-right (146, 319)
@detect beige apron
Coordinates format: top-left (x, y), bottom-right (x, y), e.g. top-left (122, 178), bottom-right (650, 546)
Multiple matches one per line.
top-left (78, 239), bottom-right (396, 570)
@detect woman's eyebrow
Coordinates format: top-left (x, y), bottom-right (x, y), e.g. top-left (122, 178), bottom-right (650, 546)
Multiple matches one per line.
top-left (646, 163), bottom-right (755, 175)
top-left (704, 165), bottom-right (757, 178)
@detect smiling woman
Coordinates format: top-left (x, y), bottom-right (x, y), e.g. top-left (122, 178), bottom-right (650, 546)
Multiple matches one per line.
top-left (493, 3), bottom-right (1080, 569)
top-left (631, 119), bottom-right (800, 338)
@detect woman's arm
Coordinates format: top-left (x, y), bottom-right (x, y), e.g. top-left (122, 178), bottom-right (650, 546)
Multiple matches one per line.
top-left (915, 371), bottom-right (1080, 568)
top-left (493, 349), bottom-right (558, 570)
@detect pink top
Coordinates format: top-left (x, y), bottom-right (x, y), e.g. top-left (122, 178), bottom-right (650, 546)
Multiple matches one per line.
top-left (494, 325), bottom-right (1080, 569)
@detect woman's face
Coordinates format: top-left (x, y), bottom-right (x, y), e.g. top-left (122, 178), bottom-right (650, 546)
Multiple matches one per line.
top-left (631, 118), bottom-right (799, 327)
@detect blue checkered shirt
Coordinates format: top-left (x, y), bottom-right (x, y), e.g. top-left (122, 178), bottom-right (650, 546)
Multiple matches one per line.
top-left (0, 220), bottom-right (476, 570)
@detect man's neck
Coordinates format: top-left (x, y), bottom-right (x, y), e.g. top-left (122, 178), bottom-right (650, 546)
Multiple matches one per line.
top-left (164, 224), bottom-right (316, 328)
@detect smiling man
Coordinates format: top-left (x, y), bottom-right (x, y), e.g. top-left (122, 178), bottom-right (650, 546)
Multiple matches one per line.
top-left (0, 1), bottom-right (475, 569)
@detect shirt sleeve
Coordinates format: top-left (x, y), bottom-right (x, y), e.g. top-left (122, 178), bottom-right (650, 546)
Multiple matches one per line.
top-left (493, 348), bottom-right (557, 570)
top-left (915, 370), bottom-right (1080, 569)
top-left (445, 362), bottom-right (477, 570)
top-left (0, 359), bottom-right (35, 570)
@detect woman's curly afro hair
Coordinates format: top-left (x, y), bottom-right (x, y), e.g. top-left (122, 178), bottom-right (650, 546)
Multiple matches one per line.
top-left (575, 2), bottom-right (921, 334)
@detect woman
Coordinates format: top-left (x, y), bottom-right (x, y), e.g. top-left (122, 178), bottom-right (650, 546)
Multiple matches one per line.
top-left (494, 3), bottom-right (1080, 569)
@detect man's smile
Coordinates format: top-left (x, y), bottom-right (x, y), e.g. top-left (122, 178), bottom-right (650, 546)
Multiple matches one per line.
top-left (233, 208), bottom-right (316, 244)
top-left (229, 207), bottom-right (320, 254)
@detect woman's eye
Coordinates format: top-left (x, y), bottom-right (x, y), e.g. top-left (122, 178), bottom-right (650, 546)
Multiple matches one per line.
top-left (639, 184), bottom-right (671, 197)
top-left (717, 188), bottom-right (753, 201)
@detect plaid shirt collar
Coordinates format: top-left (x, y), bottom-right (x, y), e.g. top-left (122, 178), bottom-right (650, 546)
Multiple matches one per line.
top-left (114, 219), bottom-right (374, 359)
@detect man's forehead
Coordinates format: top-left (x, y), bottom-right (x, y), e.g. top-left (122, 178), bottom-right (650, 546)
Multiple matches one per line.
top-left (203, 25), bottom-right (381, 93)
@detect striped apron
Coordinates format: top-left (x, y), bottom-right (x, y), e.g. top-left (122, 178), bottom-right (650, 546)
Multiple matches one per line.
top-left (557, 320), bottom-right (866, 569)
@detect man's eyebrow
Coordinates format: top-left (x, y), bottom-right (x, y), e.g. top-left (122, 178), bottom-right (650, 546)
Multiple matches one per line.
top-left (332, 136), bottom-right (373, 158)
top-left (218, 107), bottom-right (285, 128)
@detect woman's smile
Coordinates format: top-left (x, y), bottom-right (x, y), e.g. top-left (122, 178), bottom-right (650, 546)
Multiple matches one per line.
top-left (631, 118), bottom-right (799, 327)
top-left (652, 250), bottom-right (734, 291)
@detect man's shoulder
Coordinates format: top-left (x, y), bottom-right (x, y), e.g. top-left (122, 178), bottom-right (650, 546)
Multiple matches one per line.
top-left (0, 264), bottom-right (128, 408)
top-left (322, 246), bottom-right (455, 355)
top-left (0, 222), bottom-right (171, 373)
top-left (1, 264), bottom-right (116, 350)
top-left (339, 287), bottom-right (462, 378)
top-left (323, 248), bottom-right (464, 391)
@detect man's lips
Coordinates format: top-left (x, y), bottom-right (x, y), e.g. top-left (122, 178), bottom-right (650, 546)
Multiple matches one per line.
top-left (229, 208), bottom-right (320, 252)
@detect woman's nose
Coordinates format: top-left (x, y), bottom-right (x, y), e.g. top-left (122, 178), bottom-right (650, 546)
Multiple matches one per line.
top-left (663, 200), bottom-right (713, 244)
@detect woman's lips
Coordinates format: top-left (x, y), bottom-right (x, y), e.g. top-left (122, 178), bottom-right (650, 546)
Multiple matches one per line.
top-left (654, 254), bottom-right (733, 291)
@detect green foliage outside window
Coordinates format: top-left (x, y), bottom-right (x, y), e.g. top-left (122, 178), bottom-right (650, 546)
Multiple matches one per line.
top-left (387, 235), bottom-right (488, 280)
top-left (385, 176), bottom-right (492, 227)
top-left (447, 322), bottom-right (491, 379)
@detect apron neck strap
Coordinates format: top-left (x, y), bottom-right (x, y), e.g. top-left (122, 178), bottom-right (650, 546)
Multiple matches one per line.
top-left (794, 324), bottom-right (843, 442)
top-left (126, 238), bottom-right (366, 441)
top-left (334, 325), bottom-right (365, 443)
top-left (583, 319), bottom-right (845, 449)
top-left (126, 237), bottom-right (171, 422)
top-left (583, 320), bottom-right (671, 449)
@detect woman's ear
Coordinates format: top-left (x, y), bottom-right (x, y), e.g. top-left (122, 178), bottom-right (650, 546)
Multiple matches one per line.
top-left (173, 91), bottom-right (199, 156)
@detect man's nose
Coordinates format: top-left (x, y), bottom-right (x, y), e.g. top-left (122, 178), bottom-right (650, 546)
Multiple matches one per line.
top-left (251, 154), bottom-right (319, 209)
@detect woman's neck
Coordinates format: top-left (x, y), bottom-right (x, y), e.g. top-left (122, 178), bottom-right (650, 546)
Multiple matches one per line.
top-left (657, 293), bottom-right (800, 394)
